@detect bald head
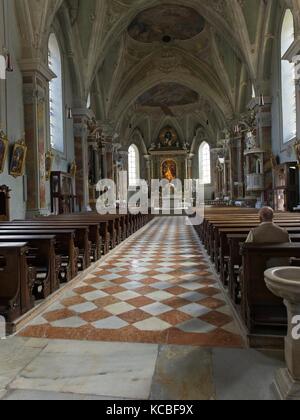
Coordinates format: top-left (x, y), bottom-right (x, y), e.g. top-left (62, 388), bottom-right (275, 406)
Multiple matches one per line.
top-left (259, 207), bottom-right (274, 223)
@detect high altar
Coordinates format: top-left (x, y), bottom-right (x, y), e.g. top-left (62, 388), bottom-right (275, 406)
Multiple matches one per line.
top-left (147, 127), bottom-right (194, 209)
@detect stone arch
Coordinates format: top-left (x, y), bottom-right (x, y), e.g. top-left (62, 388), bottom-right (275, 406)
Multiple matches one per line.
top-left (110, 72), bottom-right (231, 129)
top-left (89, 0), bottom-right (255, 87)
top-left (126, 128), bottom-right (148, 156)
top-left (152, 117), bottom-right (185, 145)
top-left (191, 126), bottom-right (211, 155)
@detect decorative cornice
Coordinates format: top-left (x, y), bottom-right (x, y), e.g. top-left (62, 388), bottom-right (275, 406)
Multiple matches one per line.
top-left (19, 59), bottom-right (56, 82)
top-left (282, 36), bottom-right (300, 62)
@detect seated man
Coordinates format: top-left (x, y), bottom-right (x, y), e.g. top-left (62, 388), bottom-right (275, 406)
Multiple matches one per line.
top-left (246, 206), bottom-right (290, 267)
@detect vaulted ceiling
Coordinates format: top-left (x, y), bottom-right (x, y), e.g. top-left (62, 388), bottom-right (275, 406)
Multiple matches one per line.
top-left (14, 0), bottom-right (299, 145)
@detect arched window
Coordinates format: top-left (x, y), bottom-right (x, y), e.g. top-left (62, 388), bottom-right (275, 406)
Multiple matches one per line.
top-left (128, 145), bottom-right (140, 187)
top-left (281, 10), bottom-right (296, 144)
top-left (86, 93), bottom-right (91, 109)
top-left (48, 33), bottom-right (64, 153)
top-left (199, 142), bottom-right (211, 184)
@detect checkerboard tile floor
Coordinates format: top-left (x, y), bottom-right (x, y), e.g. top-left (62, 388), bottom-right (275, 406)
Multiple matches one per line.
top-left (19, 217), bottom-right (244, 348)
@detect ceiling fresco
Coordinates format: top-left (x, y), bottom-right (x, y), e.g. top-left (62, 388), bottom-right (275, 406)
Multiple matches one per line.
top-left (128, 5), bottom-right (205, 43)
top-left (15, 0), bottom-right (290, 147)
top-left (136, 83), bottom-right (200, 108)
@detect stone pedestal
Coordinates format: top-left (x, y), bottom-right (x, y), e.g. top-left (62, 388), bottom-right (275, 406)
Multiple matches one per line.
top-left (275, 367), bottom-right (300, 401)
top-left (265, 267), bottom-right (300, 400)
top-left (274, 299), bottom-right (300, 400)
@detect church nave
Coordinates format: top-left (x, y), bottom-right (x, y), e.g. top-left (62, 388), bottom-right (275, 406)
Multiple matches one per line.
top-left (18, 217), bottom-right (243, 348)
top-left (0, 216), bottom-right (283, 401)
top-left (1, 0), bottom-right (300, 402)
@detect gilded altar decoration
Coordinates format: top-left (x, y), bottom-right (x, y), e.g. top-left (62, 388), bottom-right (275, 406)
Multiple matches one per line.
top-left (0, 130), bottom-right (9, 174)
top-left (9, 139), bottom-right (27, 178)
top-left (159, 127), bottom-right (178, 147)
top-left (162, 160), bottom-right (177, 181)
top-left (45, 150), bottom-right (54, 181)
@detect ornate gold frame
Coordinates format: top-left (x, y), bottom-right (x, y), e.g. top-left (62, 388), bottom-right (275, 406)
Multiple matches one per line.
top-left (0, 131), bottom-right (9, 174)
top-left (161, 158), bottom-right (178, 181)
top-left (9, 139), bottom-right (27, 178)
top-left (159, 127), bottom-right (178, 147)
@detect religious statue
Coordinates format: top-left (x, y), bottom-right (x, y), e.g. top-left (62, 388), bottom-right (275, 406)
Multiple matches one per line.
top-left (246, 131), bottom-right (257, 151)
top-left (164, 131), bottom-right (173, 146)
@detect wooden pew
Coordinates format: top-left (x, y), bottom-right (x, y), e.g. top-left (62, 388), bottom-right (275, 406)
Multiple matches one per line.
top-left (46, 214), bottom-right (117, 252)
top-left (211, 222), bottom-right (300, 273)
top-left (16, 219), bottom-right (102, 262)
top-left (217, 226), bottom-right (300, 285)
top-left (209, 220), bottom-right (300, 262)
top-left (199, 210), bottom-right (300, 248)
top-left (1, 222), bottom-right (91, 271)
top-left (227, 233), bottom-right (300, 305)
top-left (0, 235), bottom-right (58, 297)
top-left (47, 212), bottom-right (152, 252)
top-left (10, 221), bottom-right (95, 267)
top-left (0, 228), bottom-right (77, 281)
top-left (0, 243), bottom-right (35, 323)
top-left (240, 243), bottom-right (300, 344)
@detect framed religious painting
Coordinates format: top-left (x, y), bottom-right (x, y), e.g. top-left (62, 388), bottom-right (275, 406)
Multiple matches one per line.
top-left (161, 159), bottom-right (177, 182)
top-left (0, 131), bottom-right (9, 174)
top-left (159, 127), bottom-right (178, 148)
top-left (10, 140), bottom-right (27, 178)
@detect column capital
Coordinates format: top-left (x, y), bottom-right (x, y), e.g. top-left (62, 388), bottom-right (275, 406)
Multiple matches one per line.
top-left (72, 108), bottom-right (94, 120)
top-left (119, 150), bottom-right (129, 157)
top-left (99, 121), bottom-right (115, 138)
top-left (282, 36), bottom-right (300, 63)
top-left (19, 58), bottom-right (55, 82)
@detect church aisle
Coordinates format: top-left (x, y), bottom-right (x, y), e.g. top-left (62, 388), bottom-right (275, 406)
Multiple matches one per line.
top-left (18, 217), bottom-right (243, 348)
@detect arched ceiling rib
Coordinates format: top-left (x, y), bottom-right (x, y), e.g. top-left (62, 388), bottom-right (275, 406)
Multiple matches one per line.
top-left (14, 0), bottom-right (298, 145)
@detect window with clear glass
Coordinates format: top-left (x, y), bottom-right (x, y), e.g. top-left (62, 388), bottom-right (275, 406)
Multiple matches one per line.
top-left (48, 33), bottom-right (64, 153)
top-left (199, 142), bottom-right (211, 184)
top-left (281, 10), bottom-right (296, 144)
top-left (128, 145), bottom-right (140, 187)
top-left (87, 93), bottom-right (91, 109)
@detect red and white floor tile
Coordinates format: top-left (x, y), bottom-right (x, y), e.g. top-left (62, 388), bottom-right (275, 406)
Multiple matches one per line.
top-left (19, 217), bottom-right (244, 347)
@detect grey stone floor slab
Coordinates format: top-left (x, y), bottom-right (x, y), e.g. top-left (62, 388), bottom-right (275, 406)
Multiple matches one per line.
top-left (0, 338), bottom-right (288, 400)
top-left (9, 340), bottom-right (159, 400)
top-left (0, 389), bottom-right (7, 399)
top-left (0, 337), bottom-right (47, 389)
top-left (150, 345), bottom-right (215, 400)
top-left (212, 348), bottom-right (285, 400)
top-left (2, 390), bottom-right (132, 400)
